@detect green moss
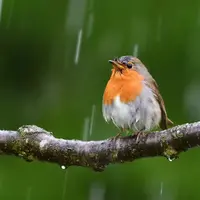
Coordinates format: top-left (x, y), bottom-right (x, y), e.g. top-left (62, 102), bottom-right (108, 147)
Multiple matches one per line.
top-left (11, 139), bottom-right (35, 162)
top-left (112, 151), bottom-right (118, 160)
top-left (18, 126), bottom-right (26, 137)
top-left (18, 125), bottom-right (53, 137)
top-left (163, 145), bottom-right (178, 161)
top-left (11, 140), bottom-right (21, 152)
top-left (160, 135), bottom-right (167, 144)
top-left (160, 135), bottom-right (179, 161)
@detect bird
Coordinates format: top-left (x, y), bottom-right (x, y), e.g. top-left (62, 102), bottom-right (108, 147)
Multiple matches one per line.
top-left (102, 55), bottom-right (173, 139)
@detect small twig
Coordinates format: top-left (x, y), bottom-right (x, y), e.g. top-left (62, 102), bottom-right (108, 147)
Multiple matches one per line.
top-left (0, 122), bottom-right (199, 171)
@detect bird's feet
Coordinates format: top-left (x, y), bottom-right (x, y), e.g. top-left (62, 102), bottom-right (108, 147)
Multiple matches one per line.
top-left (133, 131), bottom-right (145, 143)
top-left (110, 133), bottom-right (121, 141)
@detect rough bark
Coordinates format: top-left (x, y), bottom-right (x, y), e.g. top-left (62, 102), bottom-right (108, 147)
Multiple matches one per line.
top-left (0, 122), bottom-right (199, 171)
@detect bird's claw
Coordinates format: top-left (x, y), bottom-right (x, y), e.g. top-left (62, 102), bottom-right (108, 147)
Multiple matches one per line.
top-left (110, 133), bottom-right (121, 141)
top-left (133, 131), bottom-right (145, 143)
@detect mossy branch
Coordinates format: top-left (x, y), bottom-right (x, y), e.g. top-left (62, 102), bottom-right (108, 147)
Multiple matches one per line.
top-left (0, 122), bottom-right (199, 171)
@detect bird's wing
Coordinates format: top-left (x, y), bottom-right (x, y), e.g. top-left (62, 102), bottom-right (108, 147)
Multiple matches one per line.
top-left (147, 78), bottom-right (173, 130)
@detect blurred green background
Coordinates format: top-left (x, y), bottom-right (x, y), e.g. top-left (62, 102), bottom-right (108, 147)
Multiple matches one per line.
top-left (0, 0), bottom-right (200, 199)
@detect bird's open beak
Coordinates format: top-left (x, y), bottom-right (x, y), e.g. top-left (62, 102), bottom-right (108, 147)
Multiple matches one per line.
top-left (108, 60), bottom-right (124, 70)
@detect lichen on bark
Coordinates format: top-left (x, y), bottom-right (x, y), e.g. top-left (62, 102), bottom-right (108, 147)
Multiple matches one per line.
top-left (0, 122), bottom-right (199, 171)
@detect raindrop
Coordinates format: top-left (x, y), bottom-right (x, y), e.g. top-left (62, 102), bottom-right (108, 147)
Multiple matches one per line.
top-left (89, 104), bottom-right (96, 136)
top-left (89, 182), bottom-right (106, 200)
top-left (160, 181), bottom-right (163, 197)
top-left (82, 117), bottom-right (90, 140)
top-left (62, 171), bottom-right (68, 200)
top-left (168, 157), bottom-right (175, 162)
top-left (0, 0), bottom-right (3, 22)
top-left (133, 44), bottom-right (139, 57)
top-left (86, 13), bottom-right (94, 38)
top-left (74, 29), bottom-right (83, 65)
top-left (61, 165), bottom-right (66, 170)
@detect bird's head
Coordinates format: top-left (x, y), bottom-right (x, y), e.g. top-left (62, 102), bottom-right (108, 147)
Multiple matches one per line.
top-left (109, 55), bottom-right (151, 79)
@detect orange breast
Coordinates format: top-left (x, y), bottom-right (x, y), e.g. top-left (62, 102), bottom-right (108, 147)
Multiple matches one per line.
top-left (103, 69), bottom-right (144, 105)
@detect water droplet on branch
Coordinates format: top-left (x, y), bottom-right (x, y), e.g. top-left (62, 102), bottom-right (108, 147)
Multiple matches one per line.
top-left (61, 165), bottom-right (66, 170)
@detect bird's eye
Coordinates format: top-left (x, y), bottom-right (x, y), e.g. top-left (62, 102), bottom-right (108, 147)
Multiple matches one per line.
top-left (127, 62), bottom-right (132, 69)
top-left (122, 61), bottom-right (127, 65)
top-left (114, 57), bottom-right (118, 61)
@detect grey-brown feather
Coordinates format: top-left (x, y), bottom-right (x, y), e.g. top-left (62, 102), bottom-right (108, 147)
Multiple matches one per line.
top-left (131, 57), bottom-right (173, 130)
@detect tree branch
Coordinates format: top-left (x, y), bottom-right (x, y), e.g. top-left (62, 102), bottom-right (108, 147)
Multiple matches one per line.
top-left (0, 122), bottom-right (199, 171)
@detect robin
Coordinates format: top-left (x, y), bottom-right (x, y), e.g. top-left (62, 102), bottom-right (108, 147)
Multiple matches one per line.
top-left (102, 55), bottom-right (173, 139)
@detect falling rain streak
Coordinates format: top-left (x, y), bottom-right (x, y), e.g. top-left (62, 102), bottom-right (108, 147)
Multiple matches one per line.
top-left (62, 171), bottom-right (68, 200)
top-left (133, 44), bottom-right (139, 57)
top-left (86, 13), bottom-right (94, 38)
top-left (0, 0), bottom-right (3, 21)
top-left (82, 117), bottom-right (90, 140)
top-left (160, 182), bottom-right (163, 197)
top-left (82, 104), bottom-right (96, 140)
top-left (74, 29), bottom-right (83, 65)
top-left (89, 182), bottom-right (106, 200)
